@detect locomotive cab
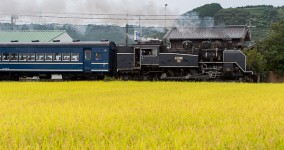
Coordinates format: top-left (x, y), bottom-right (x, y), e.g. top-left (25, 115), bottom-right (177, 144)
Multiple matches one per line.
top-left (116, 40), bottom-right (162, 80)
top-left (132, 40), bottom-right (161, 67)
top-left (139, 46), bottom-right (159, 66)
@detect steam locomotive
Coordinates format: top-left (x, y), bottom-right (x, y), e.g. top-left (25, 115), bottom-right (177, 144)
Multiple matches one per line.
top-left (117, 39), bottom-right (253, 81)
top-left (0, 39), bottom-right (253, 81)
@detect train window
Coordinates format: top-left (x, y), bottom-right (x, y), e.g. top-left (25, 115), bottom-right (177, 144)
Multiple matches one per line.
top-left (85, 50), bottom-right (91, 60)
top-left (142, 48), bottom-right (157, 56)
top-left (71, 53), bottom-right (79, 61)
top-left (27, 53), bottom-right (35, 61)
top-left (11, 53), bottom-right (18, 61)
top-left (53, 53), bottom-right (61, 61)
top-left (19, 53), bottom-right (27, 61)
top-left (95, 52), bottom-right (102, 61)
top-left (3, 53), bottom-right (10, 61)
top-left (0, 53), bottom-right (1, 61)
top-left (63, 53), bottom-right (70, 61)
top-left (45, 53), bottom-right (52, 61)
top-left (36, 53), bottom-right (44, 61)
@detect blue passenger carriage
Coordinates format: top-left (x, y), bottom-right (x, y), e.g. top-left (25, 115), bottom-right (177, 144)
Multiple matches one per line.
top-left (0, 41), bottom-right (116, 80)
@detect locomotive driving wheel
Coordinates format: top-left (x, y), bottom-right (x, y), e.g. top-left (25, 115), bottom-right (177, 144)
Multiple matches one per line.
top-left (160, 73), bottom-right (167, 79)
top-left (207, 71), bottom-right (217, 78)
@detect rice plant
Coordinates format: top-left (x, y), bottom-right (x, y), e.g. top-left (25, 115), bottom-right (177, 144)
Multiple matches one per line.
top-left (0, 82), bottom-right (283, 149)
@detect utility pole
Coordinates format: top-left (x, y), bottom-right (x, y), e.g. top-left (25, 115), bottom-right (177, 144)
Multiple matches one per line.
top-left (139, 15), bottom-right (141, 28)
top-left (165, 4), bottom-right (167, 33)
top-left (125, 13), bottom-right (129, 46)
top-left (11, 15), bottom-right (18, 30)
top-left (248, 18), bottom-right (256, 40)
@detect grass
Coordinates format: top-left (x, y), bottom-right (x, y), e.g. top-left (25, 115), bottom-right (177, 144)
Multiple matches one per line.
top-left (0, 81), bottom-right (284, 149)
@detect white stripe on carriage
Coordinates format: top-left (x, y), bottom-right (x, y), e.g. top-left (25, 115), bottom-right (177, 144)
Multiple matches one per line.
top-left (0, 69), bottom-right (83, 72)
top-left (91, 69), bottom-right (109, 72)
top-left (91, 63), bottom-right (109, 65)
top-left (0, 63), bottom-right (83, 65)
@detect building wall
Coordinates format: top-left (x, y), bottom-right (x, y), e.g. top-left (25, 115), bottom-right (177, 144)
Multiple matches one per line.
top-left (0, 31), bottom-right (73, 42)
top-left (52, 33), bottom-right (73, 42)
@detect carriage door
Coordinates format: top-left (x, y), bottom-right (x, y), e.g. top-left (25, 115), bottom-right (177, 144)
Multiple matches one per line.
top-left (83, 49), bottom-right (92, 72)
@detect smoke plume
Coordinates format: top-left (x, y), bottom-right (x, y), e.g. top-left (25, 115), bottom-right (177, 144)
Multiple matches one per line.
top-left (175, 11), bottom-right (214, 28)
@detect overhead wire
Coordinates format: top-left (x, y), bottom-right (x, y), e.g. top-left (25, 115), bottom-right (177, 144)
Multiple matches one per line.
top-left (0, 14), bottom-right (211, 21)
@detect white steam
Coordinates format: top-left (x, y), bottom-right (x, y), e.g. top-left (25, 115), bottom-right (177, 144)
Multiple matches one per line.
top-left (175, 11), bottom-right (214, 28)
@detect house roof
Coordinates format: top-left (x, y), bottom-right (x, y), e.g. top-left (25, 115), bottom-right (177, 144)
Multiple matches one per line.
top-left (0, 30), bottom-right (73, 42)
top-left (163, 25), bottom-right (251, 40)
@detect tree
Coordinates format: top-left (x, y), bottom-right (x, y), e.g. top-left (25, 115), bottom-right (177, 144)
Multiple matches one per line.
top-left (262, 19), bottom-right (284, 75)
top-left (214, 8), bottom-right (251, 25)
top-left (191, 3), bottom-right (223, 18)
top-left (244, 48), bottom-right (267, 82)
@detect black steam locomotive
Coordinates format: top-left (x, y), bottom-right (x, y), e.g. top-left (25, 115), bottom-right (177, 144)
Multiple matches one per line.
top-left (116, 26), bottom-right (253, 81)
top-left (117, 40), bottom-right (253, 81)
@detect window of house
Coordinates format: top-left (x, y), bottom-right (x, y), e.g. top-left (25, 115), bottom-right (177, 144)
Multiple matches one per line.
top-left (53, 53), bottom-right (61, 61)
top-left (27, 53), bottom-right (35, 61)
top-left (45, 53), bottom-right (52, 61)
top-left (36, 53), bottom-right (44, 61)
top-left (166, 41), bottom-right (171, 49)
top-left (3, 53), bottom-right (10, 61)
top-left (71, 53), bottom-right (79, 61)
top-left (62, 53), bottom-right (70, 61)
top-left (19, 53), bottom-right (27, 61)
top-left (95, 52), bottom-right (102, 61)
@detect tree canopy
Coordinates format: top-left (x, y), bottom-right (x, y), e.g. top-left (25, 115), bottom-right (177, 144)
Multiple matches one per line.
top-left (191, 3), bottom-right (223, 18)
top-left (262, 19), bottom-right (284, 75)
top-left (244, 48), bottom-right (267, 82)
top-left (214, 8), bottom-right (251, 25)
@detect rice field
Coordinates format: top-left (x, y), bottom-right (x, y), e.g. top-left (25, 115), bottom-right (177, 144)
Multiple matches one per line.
top-left (0, 81), bottom-right (284, 149)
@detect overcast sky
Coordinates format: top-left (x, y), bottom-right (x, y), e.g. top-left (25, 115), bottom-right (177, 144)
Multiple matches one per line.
top-left (1, 0), bottom-right (283, 15)
top-left (0, 0), bottom-right (283, 25)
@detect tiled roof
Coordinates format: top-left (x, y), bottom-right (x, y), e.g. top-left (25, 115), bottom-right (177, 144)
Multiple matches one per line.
top-left (0, 30), bottom-right (72, 42)
top-left (163, 26), bottom-right (250, 40)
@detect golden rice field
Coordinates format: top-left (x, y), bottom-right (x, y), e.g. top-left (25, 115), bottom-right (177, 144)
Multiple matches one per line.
top-left (0, 81), bottom-right (284, 149)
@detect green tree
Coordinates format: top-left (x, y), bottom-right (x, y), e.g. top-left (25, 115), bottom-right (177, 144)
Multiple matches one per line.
top-left (244, 48), bottom-right (267, 82)
top-left (214, 8), bottom-right (251, 25)
top-left (262, 19), bottom-right (284, 75)
top-left (192, 3), bottom-right (223, 17)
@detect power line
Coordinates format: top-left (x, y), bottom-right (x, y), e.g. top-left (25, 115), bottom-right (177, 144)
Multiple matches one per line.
top-left (0, 14), bottom-right (214, 21)
top-left (0, 10), bottom-right (192, 17)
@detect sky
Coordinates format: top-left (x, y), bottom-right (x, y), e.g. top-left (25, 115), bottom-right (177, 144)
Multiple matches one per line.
top-left (0, 0), bottom-right (283, 25)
